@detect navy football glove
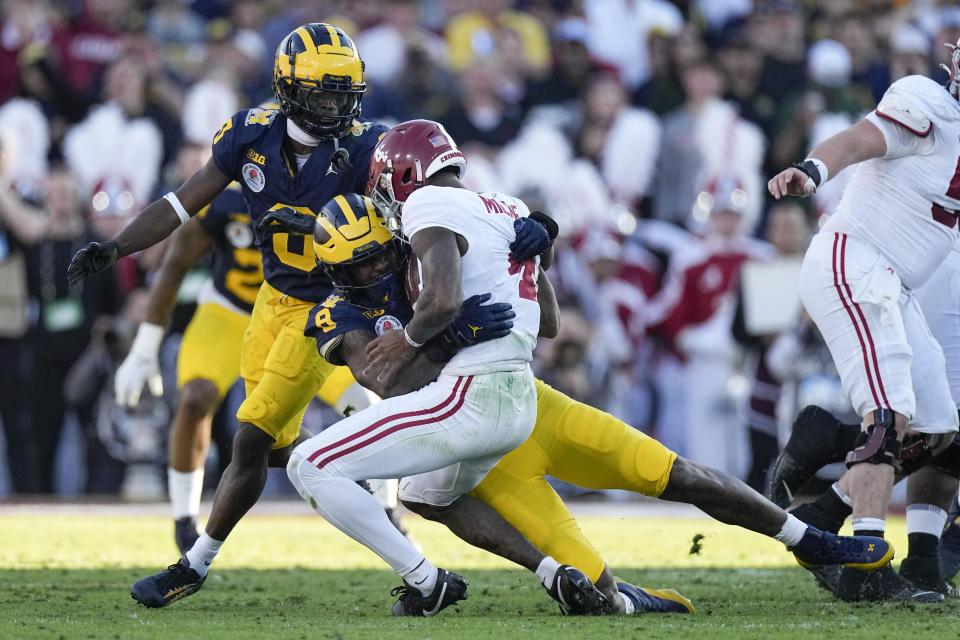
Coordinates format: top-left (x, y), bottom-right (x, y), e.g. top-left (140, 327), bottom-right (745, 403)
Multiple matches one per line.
top-left (67, 240), bottom-right (119, 285)
top-left (510, 217), bottom-right (551, 261)
top-left (426, 293), bottom-right (515, 362)
top-left (257, 207), bottom-right (315, 235)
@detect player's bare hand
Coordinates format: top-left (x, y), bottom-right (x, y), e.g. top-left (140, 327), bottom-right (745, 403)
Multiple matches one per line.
top-left (767, 167), bottom-right (816, 200)
top-left (363, 328), bottom-right (417, 385)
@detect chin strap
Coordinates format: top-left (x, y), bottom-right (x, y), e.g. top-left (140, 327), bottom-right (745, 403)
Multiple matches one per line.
top-left (286, 118), bottom-right (322, 146)
top-left (286, 119), bottom-right (352, 173)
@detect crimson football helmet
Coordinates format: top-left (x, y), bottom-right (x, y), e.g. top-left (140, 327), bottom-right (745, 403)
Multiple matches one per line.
top-left (366, 119), bottom-right (467, 234)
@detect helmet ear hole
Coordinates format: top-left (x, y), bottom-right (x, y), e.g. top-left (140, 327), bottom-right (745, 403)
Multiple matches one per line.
top-left (401, 167), bottom-right (413, 184)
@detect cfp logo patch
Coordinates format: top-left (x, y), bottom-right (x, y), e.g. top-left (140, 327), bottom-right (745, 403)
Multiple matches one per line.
top-left (375, 315), bottom-right (403, 336)
top-left (242, 163), bottom-right (265, 192)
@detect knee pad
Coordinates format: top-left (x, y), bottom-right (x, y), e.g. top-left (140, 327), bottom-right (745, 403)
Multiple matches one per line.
top-left (845, 409), bottom-right (901, 469)
top-left (897, 433), bottom-right (935, 476)
top-left (928, 434), bottom-right (960, 479)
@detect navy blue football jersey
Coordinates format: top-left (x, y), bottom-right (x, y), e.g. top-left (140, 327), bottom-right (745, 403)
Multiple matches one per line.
top-left (211, 106), bottom-right (387, 303)
top-left (195, 184), bottom-right (262, 313)
top-left (304, 293), bottom-right (414, 365)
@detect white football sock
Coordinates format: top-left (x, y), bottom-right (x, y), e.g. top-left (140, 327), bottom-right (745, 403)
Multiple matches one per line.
top-left (168, 467), bottom-right (203, 520)
top-left (773, 513), bottom-right (808, 547)
top-left (402, 558), bottom-right (439, 596)
top-left (906, 503), bottom-right (948, 537)
top-left (184, 532), bottom-right (222, 576)
top-left (852, 517), bottom-right (886, 535)
top-left (535, 556), bottom-right (562, 588)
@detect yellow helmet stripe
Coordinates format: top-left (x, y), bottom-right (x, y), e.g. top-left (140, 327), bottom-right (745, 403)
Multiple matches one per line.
top-left (334, 195), bottom-right (360, 226)
top-left (295, 26), bottom-right (315, 52)
top-left (327, 24), bottom-right (341, 49)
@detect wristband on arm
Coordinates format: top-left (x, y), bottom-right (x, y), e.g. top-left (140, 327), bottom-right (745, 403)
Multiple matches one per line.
top-left (163, 192), bottom-right (191, 225)
top-left (791, 158), bottom-right (829, 191)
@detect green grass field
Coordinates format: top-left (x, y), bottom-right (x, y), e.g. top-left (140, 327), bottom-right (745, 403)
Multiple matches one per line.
top-left (2, 508), bottom-right (958, 639)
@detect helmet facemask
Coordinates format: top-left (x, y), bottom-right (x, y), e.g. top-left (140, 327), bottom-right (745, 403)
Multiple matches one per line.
top-left (943, 38), bottom-right (960, 100)
top-left (320, 238), bottom-right (408, 309)
top-left (275, 74), bottom-right (363, 139)
top-left (369, 162), bottom-right (423, 238)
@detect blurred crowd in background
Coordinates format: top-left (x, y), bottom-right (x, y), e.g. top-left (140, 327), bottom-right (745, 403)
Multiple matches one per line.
top-left (0, 0), bottom-right (950, 499)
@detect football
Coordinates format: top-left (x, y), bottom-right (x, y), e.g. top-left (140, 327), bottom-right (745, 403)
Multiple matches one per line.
top-left (404, 257), bottom-right (421, 305)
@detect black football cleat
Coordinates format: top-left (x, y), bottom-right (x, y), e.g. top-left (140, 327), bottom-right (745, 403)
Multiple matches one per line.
top-left (131, 557), bottom-right (206, 608)
top-left (899, 555), bottom-right (960, 598)
top-left (940, 502), bottom-right (960, 581)
top-left (767, 406), bottom-right (846, 508)
top-left (391, 568), bottom-right (468, 617)
top-left (790, 527), bottom-right (892, 571)
top-left (836, 565), bottom-right (943, 603)
top-left (806, 563), bottom-right (843, 594)
top-left (174, 516), bottom-right (200, 555)
top-left (544, 565), bottom-right (609, 615)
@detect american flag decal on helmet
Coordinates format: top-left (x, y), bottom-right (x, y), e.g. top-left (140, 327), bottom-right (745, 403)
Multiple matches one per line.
top-left (428, 135), bottom-right (444, 147)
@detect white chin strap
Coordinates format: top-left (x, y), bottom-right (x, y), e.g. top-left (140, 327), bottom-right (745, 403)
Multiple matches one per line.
top-left (286, 118), bottom-right (322, 146)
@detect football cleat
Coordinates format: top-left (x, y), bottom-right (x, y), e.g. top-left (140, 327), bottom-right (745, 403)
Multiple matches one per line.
top-left (790, 527), bottom-right (893, 571)
top-left (174, 516), bottom-right (200, 555)
top-left (391, 568), bottom-right (468, 617)
top-left (615, 579), bottom-right (694, 614)
top-left (544, 565), bottom-right (609, 615)
top-left (806, 562), bottom-right (843, 595)
top-left (767, 406), bottom-right (846, 508)
top-left (899, 555), bottom-right (960, 598)
top-left (940, 502), bottom-right (960, 581)
top-left (836, 564), bottom-right (944, 603)
top-left (130, 557), bottom-right (206, 608)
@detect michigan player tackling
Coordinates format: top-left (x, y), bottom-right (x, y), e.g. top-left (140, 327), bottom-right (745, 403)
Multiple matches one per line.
top-left (293, 120), bottom-right (895, 616)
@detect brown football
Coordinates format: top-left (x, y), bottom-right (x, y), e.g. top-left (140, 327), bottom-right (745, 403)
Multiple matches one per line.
top-left (404, 258), bottom-right (421, 305)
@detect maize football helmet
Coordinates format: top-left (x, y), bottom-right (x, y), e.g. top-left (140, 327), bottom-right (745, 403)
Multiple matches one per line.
top-left (273, 23), bottom-right (366, 140)
top-left (313, 193), bottom-right (408, 308)
top-left (366, 119), bottom-right (466, 234)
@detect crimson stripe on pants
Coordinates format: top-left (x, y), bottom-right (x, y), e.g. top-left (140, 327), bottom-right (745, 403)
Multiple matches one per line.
top-left (305, 376), bottom-right (467, 464)
top-left (831, 233), bottom-right (884, 410)
top-left (839, 235), bottom-right (891, 409)
top-left (315, 376), bottom-right (475, 469)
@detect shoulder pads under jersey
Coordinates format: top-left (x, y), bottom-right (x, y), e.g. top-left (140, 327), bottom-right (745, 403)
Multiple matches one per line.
top-left (876, 90), bottom-right (933, 137)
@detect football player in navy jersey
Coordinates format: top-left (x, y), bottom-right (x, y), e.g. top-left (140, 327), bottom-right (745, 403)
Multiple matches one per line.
top-left (65, 23), bottom-right (390, 607)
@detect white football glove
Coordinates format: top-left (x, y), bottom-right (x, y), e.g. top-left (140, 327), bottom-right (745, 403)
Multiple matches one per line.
top-left (115, 322), bottom-right (165, 407)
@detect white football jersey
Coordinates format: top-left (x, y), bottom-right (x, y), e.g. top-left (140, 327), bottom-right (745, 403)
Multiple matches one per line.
top-left (401, 185), bottom-right (541, 375)
top-left (822, 75), bottom-right (960, 289)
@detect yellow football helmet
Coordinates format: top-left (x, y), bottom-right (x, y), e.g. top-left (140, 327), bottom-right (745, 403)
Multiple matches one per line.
top-left (273, 23), bottom-right (366, 140)
top-left (313, 193), bottom-right (408, 308)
